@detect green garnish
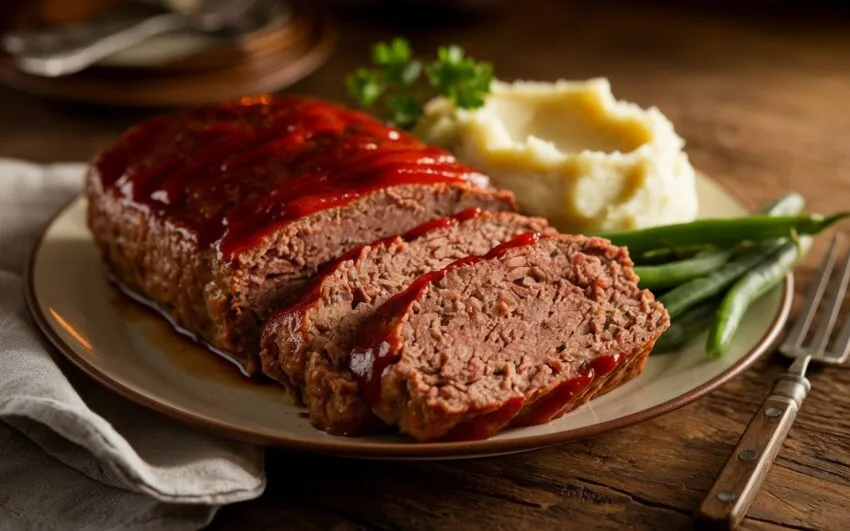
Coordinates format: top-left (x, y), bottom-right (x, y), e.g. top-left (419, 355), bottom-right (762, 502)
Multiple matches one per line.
top-left (345, 37), bottom-right (493, 129)
top-left (425, 45), bottom-right (493, 109)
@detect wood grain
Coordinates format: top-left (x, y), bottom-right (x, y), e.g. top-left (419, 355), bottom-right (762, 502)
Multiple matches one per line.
top-left (2, 0), bottom-right (850, 529)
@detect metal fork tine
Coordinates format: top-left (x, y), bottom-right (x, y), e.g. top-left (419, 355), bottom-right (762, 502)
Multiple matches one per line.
top-left (810, 243), bottom-right (850, 357)
top-left (830, 307), bottom-right (850, 363)
top-left (827, 250), bottom-right (850, 361)
top-left (781, 234), bottom-right (840, 352)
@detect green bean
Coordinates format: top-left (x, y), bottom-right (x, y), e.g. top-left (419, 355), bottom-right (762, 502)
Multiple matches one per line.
top-left (634, 244), bottom-right (718, 265)
top-left (653, 299), bottom-right (719, 354)
top-left (635, 249), bottom-right (735, 291)
top-left (659, 241), bottom-right (786, 320)
top-left (760, 192), bottom-right (805, 216)
top-left (632, 194), bottom-right (803, 265)
top-left (635, 194), bottom-right (808, 291)
top-left (595, 213), bottom-right (846, 255)
top-left (706, 236), bottom-right (813, 358)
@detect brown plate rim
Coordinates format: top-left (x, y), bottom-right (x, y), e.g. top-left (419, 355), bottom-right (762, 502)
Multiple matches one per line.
top-left (0, 9), bottom-right (337, 108)
top-left (25, 194), bottom-right (794, 459)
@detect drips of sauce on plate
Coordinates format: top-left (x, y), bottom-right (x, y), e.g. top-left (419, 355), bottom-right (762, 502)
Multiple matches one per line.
top-left (110, 277), bottom-right (287, 396)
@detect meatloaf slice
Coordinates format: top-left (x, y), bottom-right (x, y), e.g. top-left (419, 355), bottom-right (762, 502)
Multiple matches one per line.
top-left (260, 208), bottom-right (553, 434)
top-left (86, 96), bottom-right (515, 375)
top-left (348, 232), bottom-right (669, 441)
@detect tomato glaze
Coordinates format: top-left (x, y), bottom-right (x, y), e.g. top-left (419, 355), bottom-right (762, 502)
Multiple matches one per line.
top-left (436, 354), bottom-right (621, 441)
top-left (509, 354), bottom-right (620, 428)
top-left (93, 95), bottom-right (488, 260)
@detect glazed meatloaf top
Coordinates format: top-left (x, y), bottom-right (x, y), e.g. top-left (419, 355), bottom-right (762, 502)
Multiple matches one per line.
top-left (90, 95), bottom-right (508, 261)
top-left (260, 208), bottom-right (553, 434)
top-left (349, 233), bottom-right (670, 441)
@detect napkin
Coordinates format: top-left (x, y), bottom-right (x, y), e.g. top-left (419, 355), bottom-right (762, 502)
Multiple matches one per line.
top-left (0, 159), bottom-right (266, 531)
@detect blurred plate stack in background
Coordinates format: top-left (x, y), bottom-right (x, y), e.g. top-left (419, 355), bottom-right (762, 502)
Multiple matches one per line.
top-left (0, 0), bottom-right (336, 107)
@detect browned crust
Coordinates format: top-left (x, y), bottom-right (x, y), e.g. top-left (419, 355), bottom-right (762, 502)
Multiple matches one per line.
top-left (84, 166), bottom-right (239, 367)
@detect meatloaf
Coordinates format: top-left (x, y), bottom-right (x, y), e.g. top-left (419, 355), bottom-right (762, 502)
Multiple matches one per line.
top-left (348, 232), bottom-right (670, 441)
top-left (86, 96), bottom-right (515, 374)
top-left (261, 208), bottom-right (554, 434)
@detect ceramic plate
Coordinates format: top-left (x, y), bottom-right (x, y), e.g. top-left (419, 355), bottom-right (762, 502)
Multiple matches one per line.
top-left (26, 174), bottom-right (792, 459)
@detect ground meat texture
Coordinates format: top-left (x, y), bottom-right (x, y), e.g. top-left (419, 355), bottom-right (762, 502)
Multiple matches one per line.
top-left (261, 210), bottom-right (553, 435)
top-left (86, 96), bottom-right (516, 375)
top-left (349, 233), bottom-right (669, 442)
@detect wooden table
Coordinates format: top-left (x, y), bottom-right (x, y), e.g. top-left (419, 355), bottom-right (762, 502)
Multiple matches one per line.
top-left (2, 1), bottom-right (849, 529)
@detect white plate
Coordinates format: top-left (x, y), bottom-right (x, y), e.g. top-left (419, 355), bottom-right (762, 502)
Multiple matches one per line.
top-left (26, 174), bottom-right (791, 459)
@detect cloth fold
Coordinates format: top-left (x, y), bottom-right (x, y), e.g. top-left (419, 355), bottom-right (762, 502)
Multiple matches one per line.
top-left (0, 159), bottom-right (265, 531)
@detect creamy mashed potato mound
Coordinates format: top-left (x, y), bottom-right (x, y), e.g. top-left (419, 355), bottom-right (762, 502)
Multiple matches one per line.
top-left (414, 78), bottom-right (699, 232)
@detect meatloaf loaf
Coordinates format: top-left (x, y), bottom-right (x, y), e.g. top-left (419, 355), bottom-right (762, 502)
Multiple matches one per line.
top-left (261, 208), bottom-right (554, 434)
top-left (348, 232), bottom-right (670, 441)
top-left (86, 96), bottom-right (515, 374)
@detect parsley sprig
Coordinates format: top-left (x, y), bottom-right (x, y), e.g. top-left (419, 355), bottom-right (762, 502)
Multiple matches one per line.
top-left (345, 38), bottom-right (493, 129)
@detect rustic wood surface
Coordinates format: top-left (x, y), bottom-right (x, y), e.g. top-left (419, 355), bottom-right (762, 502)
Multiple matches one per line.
top-left (2, 1), bottom-right (850, 529)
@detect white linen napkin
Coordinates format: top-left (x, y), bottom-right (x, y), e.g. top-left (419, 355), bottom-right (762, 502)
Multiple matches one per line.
top-left (0, 159), bottom-right (266, 531)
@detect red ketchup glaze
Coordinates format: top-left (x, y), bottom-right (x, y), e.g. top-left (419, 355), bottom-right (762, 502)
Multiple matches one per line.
top-left (439, 397), bottom-right (525, 441)
top-left (400, 207), bottom-right (483, 240)
top-left (584, 353), bottom-right (620, 376)
top-left (349, 231), bottom-right (543, 407)
top-left (510, 354), bottom-right (621, 428)
top-left (93, 95), bottom-right (488, 260)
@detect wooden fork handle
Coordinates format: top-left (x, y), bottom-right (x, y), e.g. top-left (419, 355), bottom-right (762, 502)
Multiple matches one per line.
top-left (694, 373), bottom-right (810, 530)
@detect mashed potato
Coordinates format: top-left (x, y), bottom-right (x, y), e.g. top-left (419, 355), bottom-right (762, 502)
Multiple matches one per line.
top-left (414, 78), bottom-right (699, 233)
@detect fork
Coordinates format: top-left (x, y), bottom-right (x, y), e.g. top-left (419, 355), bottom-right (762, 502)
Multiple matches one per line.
top-left (3, 0), bottom-right (266, 78)
top-left (695, 234), bottom-right (850, 530)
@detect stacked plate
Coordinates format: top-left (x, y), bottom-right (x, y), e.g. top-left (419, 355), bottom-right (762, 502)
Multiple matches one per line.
top-left (0, 0), bottom-right (336, 107)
